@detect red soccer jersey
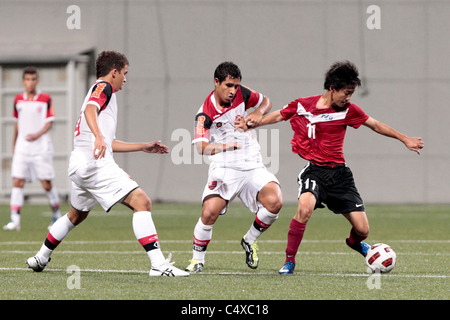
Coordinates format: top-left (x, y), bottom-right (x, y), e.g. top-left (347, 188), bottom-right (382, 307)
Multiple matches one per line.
top-left (280, 95), bottom-right (369, 166)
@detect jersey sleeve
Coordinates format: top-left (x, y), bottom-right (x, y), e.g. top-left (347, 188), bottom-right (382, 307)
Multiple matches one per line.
top-left (45, 95), bottom-right (55, 122)
top-left (240, 85), bottom-right (263, 110)
top-left (280, 100), bottom-right (299, 120)
top-left (345, 103), bottom-right (369, 128)
top-left (192, 112), bottom-right (213, 144)
top-left (13, 95), bottom-right (19, 120)
top-left (87, 82), bottom-right (113, 111)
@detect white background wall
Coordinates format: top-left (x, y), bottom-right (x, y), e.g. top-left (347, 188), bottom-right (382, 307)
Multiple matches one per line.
top-left (0, 0), bottom-right (448, 204)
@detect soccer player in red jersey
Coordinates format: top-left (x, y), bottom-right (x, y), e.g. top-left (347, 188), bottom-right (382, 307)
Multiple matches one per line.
top-left (238, 61), bottom-right (424, 274)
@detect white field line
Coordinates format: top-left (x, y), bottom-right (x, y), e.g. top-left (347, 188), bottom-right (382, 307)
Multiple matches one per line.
top-left (0, 250), bottom-right (449, 257)
top-left (0, 266), bottom-right (448, 279)
top-left (0, 239), bottom-right (448, 256)
top-left (1, 239), bottom-right (448, 278)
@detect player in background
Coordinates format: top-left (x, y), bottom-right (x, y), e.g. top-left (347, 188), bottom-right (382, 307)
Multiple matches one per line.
top-left (237, 61), bottom-right (424, 274)
top-left (3, 67), bottom-right (61, 231)
top-left (26, 51), bottom-right (188, 277)
top-left (185, 61), bottom-right (283, 273)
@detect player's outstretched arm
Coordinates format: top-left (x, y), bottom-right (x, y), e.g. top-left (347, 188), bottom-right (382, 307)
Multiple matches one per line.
top-left (259, 110), bottom-right (284, 127)
top-left (142, 141), bottom-right (169, 154)
top-left (236, 110), bottom-right (284, 131)
top-left (363, 116), bottom-right (424, 155)
top-left (112, 140), bottom-right (169, 154)
top-left (195, 141), bottom-right (240, 155)
top-left (245, 96), bottom-right (272, 127)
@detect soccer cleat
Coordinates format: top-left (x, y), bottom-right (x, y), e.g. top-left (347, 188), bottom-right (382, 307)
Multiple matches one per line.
top-left (278, 261), bottom-right (295, 274)
top-left (241, 236), bottom-right (259, 269)
top-left (149, 253), bottom-right (189, 277)
top-left (3, 222), bottom-right (20, 231)
top-left (26, 256), bottom-right (50, 272)
top-left (346, 238), bottom-right (371, 257)
top-left (185, 259), bottom-right (204, 273)
top-left (360, 241), bottom-right (371, 256)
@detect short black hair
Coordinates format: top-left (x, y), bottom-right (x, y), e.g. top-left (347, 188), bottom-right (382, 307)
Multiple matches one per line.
top-left (96, 50), bottom-right (129, 78)
top-left (214, 61), bottom-right (242, 83)
top-left (23, 66), bottom-right (38, 79)
top-left (324, 60), bottom-right (361, 91)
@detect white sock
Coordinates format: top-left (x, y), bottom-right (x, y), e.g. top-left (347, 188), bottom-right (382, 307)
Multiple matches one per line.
top-left (132, 211), bottom-right (165, 267)
top-left (10, 187), bottom-right (23, 225)
top-left (192, 218), bottom-right (213, 263)
top-left (46, 187), bottom-right (61, 219)
top-left (38, 213), bottom-right (75, 262)
top-left (245, 207), bottom-right (278, 244)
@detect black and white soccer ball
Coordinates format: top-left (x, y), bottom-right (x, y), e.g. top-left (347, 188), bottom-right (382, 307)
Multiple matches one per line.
top-left (365, 243), bottom-right (397, 273)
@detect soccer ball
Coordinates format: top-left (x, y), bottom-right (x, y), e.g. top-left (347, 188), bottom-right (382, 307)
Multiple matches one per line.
top-left (365, 243), bottom-right (397, 273)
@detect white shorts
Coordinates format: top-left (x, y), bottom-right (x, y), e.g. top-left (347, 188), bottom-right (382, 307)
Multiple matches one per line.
top-left (69, 159), bottom-right (139, 212)
top-left (11, 152), bottom-right (55, 182)
top-left (202, 166), bottom-right (279, 214)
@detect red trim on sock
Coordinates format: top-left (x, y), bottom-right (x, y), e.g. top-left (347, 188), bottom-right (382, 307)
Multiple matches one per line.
top-left (193, 235), bottom-right (210, 247)
top-left (47, 232), bottom-right (61, 246)
top-left (255, 215), bottom-right (271, 229)
top-left (138, 234), bottom-right (159, 246)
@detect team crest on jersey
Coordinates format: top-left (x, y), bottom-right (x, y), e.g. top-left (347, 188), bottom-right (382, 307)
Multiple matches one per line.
top-left (208, 181), bottom-right (218, 190)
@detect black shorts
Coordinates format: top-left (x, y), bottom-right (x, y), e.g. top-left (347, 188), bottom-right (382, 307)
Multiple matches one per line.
top-left (297, 163), bottom-right (365, 214)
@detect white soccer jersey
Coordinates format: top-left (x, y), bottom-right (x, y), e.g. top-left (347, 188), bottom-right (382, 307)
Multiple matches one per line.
top-left (13, 91), bottom-right (54, 155)
top-left (192, 85), bottom-right (264, 170)
top-left (68, 80), bottom-right (117, 175)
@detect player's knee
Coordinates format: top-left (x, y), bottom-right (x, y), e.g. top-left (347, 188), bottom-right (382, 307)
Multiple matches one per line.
top-left (200, 208), bottom-right (219, 225)
top-left (140, 194), bottom-right (152, 212)
top-left (13, 178), bottom-right (25, 188)
top-left (42, 183), bottom-right (52, 192)
top-left (68, 209), bottom-right (88, 226)
top-left (259, 183), bottom-right (283, 213)
top-left (265, 197), bottom-right (283, 214)
top-left (296, 206), bottom-right (313, 223)
top-left (130, 188), bottom-right (152, 211)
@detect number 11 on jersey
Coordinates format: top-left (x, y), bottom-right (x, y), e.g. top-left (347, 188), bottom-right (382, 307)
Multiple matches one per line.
top-left (307, 123), bottom-right (316, 139)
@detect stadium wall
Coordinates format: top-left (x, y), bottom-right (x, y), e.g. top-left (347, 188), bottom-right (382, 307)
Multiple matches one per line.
top-left (0, 0), bottom-right (448, 204)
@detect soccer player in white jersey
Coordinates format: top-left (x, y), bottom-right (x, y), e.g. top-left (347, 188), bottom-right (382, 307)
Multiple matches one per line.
top-left (3, 67), bottom-right (61, 231)
top-left (26, 51), bottom-right (188, 277)
top-left (185, 62), bottom-right (283, 273)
